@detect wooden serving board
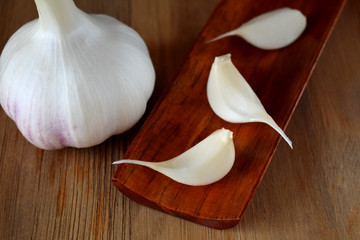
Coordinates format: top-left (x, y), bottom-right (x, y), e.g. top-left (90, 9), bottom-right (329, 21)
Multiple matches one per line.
top-left (112, 0), bottom-right (346, 229)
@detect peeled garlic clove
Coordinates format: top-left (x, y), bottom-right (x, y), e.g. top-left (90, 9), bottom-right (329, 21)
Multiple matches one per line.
top-left (113, 128), bottom-right (235, 186)
top-left (211, 8), bottom-right (306, 50)
top-left (207, 54), bottom-right (292, 148)
top-left (0, 0), bottom-right (155, 149)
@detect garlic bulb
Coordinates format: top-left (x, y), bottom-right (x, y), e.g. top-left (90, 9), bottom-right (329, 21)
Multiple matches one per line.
top-left (210, 8), bottom-right (306, 50)
top-left (207, 54), bottom-right (292, 148)
top-left (113, 128), bottom-right (235, 186)
top-left (0, 0), bottom-right (155, 149)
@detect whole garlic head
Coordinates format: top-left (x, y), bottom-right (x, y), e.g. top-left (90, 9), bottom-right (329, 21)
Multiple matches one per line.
top-left (0, 0), bottom-right (155, 149)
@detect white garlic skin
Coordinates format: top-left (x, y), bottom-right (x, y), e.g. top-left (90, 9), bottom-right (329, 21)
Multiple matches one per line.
top-left (211, 8), bottom-right (306, 50)
top-left (0, 0), bottom-right (155, 149)
top-left (207, 54), bottom-right (292, 148)
top-left (113, 128), bottom-right (235, 186)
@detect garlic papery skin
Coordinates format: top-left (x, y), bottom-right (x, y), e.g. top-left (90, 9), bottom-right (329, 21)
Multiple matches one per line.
top-left (210, 8), bottom-right (306, 50)
top-left (113, 128), bottom-right (235, 186)
top-left (0, 0), bottom-right (155, 149)
top-left (207, 54), bottom-right (292, 148)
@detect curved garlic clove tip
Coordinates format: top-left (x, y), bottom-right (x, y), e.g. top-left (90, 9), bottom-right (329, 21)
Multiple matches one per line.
top-left (255, 115), bottom-right (293, 149)
top-left (207, 54), bottom-right (292, 148)
top-left (209, 8), bottom-right (306, 50)
top-left (0, 0), bottom-right (155, 149)
top-left (113, 128), bottom-right (236, 186)
top-left (207, 29), bottom-right (238, 43)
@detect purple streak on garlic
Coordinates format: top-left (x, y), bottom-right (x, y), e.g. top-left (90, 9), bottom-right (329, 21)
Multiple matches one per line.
top-left (210, 8), bottom-right (306, 50)
top-left (207, 54), bottom-right (292, 148)
top-left (0, 0), bottom-right (155, 149)
top-left (113, 128), bottom-right (235, 186)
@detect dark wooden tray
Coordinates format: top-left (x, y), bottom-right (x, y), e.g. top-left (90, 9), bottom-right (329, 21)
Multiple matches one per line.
top-left (112, 0), bottom-right (346, 229)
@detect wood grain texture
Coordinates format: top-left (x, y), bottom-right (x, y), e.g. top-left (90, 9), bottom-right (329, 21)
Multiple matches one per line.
top-left (0, 0), bottom-right (359, 239)
top-left (112, 0), bottom-right (346, 229)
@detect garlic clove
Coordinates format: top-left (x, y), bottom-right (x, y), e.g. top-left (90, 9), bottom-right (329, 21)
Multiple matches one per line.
top-left (0, 0), bottom-right (155, 149)
top-left (207, 54), bottom-right (292, 148)
top-left (210, 8), bottom-right (306, 50)
top-left (113, 128), bottom-right (235, 186)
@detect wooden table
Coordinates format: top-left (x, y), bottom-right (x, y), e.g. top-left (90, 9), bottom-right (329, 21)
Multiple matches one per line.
top-left (0, 0), bottom-right (359, 239)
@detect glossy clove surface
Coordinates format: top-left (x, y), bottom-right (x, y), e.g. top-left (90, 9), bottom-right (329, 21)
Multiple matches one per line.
top-left (113, 128), bottom-right (235, 186)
